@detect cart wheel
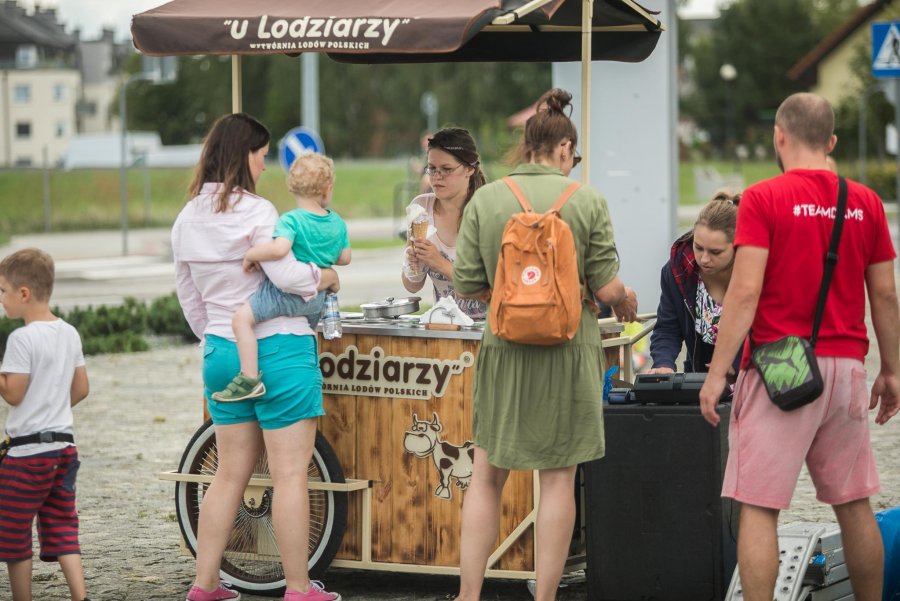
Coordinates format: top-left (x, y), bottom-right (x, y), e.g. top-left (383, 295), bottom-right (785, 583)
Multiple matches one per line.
top-left (175, 419), bottom-right (348, 597)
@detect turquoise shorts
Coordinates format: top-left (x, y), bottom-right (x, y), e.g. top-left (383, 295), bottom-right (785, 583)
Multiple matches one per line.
top-left (203, 334), bottom-right (324, 430)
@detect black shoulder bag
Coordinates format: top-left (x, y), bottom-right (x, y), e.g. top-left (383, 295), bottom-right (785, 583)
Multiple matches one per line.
top-left (750, 176), bottom-right (847, 411)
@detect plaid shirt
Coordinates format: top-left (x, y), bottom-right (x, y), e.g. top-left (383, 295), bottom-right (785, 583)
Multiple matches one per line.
top-left (669, 230), bottom-right (699, 303)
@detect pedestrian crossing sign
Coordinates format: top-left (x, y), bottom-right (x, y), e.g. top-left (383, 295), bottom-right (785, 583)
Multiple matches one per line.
top-left (873, 22), bottom-right (900, 78)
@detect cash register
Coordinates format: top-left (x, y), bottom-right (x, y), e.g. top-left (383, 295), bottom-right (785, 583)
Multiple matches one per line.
top-left (609, 372), bottom-right (732, 405)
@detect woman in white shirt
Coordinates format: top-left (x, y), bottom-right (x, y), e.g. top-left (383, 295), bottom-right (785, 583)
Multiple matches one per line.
top-left (172, 113), bottom-right (342, 601)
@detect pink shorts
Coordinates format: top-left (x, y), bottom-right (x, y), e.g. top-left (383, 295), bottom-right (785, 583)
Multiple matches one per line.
top-left (722, 357), bottom-right (880, 509)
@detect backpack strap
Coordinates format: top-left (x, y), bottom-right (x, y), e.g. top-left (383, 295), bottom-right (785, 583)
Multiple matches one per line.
top-left (502, 177), bottom-right (534, 212)
top-left (503, 177), bottom-right (581, 214)
top-left (551, 182), bottom-right (582, 213)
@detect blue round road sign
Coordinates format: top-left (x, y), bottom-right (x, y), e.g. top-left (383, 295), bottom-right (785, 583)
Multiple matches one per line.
top-left (278, 126), bottom-right (325, 172)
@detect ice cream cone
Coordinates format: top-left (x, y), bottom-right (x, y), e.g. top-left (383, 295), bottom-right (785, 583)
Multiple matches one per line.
top-left (411, 221), bottom-right (429, 241)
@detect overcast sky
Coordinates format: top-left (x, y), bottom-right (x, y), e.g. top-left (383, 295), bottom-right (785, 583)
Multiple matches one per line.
top-left (17, 0), bottom-right (725, 40)
top-left (18, 0), bottom-right (163, 40)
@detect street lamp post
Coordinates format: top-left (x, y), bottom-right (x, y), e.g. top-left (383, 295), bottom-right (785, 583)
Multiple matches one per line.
top-left (119, 73), bottom-right (153, 256)
top-left (858, 83), bottom-right (884, 186)
top-left (719, 63), bottom-right (737, 164)
top-left (119, 58), bottom-right (178, 256)
top-left (420, 91), bottom-right (438, 134)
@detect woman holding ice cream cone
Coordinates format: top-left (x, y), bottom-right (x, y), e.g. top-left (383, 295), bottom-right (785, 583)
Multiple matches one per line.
top-left (401, 127), bottom-right (487, 319)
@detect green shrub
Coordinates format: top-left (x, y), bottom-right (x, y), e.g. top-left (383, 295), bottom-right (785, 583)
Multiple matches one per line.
top-left (0, 293), bottom-right (196, 357)
top-left (147, 293), bottom-right (197, 342)
top-left (863, 163), bottom-right (897, 201)
top-left (64, 298), bottom-right (148, 339)
top-left (82, 331), bottom-right (150, 355)
top-left (0, 316), bottom-right (24, 357)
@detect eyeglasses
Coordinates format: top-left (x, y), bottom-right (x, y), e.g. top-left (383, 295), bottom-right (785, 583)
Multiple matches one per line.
top-left (572, 149), bottom-right (582, 168)
top-left (424, 164), bottom-right (463, 178)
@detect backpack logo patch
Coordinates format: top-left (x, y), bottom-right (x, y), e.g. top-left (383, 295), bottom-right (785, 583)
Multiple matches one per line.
top-left (522, 266), bottom-right (541, 285)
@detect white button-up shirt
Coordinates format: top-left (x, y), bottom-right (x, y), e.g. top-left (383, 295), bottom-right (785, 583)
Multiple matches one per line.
top-left (171, 183), bottom-right (321, 342)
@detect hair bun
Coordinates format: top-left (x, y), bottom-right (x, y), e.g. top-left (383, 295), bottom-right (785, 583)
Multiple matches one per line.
top-left (540, 88), bottom-right (573, 115)
top-left (711, 189), bottom-right (741, 207)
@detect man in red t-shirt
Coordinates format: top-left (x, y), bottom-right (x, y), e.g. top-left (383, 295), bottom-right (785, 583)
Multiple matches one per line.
top-left (699, 93), bottom-right (900, 601)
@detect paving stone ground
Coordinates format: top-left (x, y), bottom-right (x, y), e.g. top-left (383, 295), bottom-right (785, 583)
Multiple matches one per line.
top-left (0, 342), bottom-right (898, 600)
top-left (0, 345), bottom-right (574, 600)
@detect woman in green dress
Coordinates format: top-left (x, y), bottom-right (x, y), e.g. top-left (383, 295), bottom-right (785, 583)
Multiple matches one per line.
top-left (452, 88), bottom-right (637, 601)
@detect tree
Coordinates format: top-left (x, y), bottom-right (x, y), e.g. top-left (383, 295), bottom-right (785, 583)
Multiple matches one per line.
top-left (124, 52), bottom-right (550, 159)
top-left (680, 0), bottom-right (857, 152)
top-left (122, 54), bottom-right (232, 145)
top-left (832, 42), bottom-right (894, 170)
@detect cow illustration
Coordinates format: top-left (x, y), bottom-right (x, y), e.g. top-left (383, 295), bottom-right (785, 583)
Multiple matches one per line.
top-left (403, 412), bottom-right (474, 500)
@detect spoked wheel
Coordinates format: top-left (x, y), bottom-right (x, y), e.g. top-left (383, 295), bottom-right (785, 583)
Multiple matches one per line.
top-left (175, 419), bottom-right (347, 597)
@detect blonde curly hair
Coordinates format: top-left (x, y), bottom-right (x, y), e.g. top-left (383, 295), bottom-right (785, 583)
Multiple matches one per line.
top-left (287, 151), bottom-right (335, 198)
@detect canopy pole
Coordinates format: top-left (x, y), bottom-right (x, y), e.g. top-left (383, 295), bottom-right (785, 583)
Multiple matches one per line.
top-left (580, 0), bottom-right (593, 185)
top-left (231, 56), bottom-right (242, 113)
top-left (490, 0), bottom-right (553, 25)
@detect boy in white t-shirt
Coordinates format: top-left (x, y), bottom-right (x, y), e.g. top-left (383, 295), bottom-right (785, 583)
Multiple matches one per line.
top-left (0, 248), bottom-right (91, 601)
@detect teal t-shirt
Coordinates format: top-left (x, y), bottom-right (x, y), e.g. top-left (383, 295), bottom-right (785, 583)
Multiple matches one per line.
top-left (273, 208), bottom-right (349, 268)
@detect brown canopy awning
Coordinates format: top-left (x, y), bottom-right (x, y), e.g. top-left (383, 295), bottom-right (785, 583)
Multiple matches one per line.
top-left (131, 0), bottom-right (664, 186)
top-left (131, 0), bottom-right (663, 63)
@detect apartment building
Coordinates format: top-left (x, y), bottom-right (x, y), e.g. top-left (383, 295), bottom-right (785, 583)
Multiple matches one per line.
top-left (0, 1), bottom-right (131, 167)
top-left (78, 27), bottom-right (123, 133)
top-left (0, 1), bottom-right (80, 167)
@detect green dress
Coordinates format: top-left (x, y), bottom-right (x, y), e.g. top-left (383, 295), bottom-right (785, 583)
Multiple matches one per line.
top-left (453, 164), bottom-right (620, 469)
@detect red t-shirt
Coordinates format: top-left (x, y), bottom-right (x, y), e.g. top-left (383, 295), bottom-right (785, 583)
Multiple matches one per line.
top-left (735, 169), bottom-right (896, 368)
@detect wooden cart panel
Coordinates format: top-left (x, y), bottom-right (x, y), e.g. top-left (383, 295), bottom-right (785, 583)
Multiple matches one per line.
top-left (318, 332), bottom-right (534, 571)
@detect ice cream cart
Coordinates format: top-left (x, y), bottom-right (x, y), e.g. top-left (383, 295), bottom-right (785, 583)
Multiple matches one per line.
top-left (136, 0), bottom-right (664, 595)
top-left (159, 314), bottom-right (655, 595)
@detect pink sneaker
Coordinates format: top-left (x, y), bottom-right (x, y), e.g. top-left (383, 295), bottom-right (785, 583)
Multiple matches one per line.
top-left (284, 581), bottom-right (341, 601)
top-left (186, 582), bottom-right (241, 601)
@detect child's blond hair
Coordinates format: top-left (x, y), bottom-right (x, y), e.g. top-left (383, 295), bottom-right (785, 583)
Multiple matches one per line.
top-left (287, 151), bottom-right (335, 198)
top-left (0, 247), bottom-right (55, 301)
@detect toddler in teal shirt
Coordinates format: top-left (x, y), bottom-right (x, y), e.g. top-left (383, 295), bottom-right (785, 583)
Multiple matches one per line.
top-left (213, 151), bottom-right (351, 402)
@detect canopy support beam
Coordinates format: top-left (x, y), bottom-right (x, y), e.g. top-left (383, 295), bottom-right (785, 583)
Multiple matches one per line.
top-left (232, 56), bottom-right (242, 113)
top-left (580, 0), bottom-right (592, 185)
top-left (491, 0), bottom-right (554, 25)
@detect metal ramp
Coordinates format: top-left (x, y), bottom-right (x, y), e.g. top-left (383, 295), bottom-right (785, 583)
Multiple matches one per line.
top-left (725, 522), bottom-right (853, 601)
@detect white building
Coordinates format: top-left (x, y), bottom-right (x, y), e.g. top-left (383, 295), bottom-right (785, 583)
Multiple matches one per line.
top-left (0, 1), bottom-right (134, 167)
top-left (1, 68), bottom-right (80, 167)
top-left (77, 27), bottom-right (125, 133)
top-left (0, 1), bottom-right (80, 167)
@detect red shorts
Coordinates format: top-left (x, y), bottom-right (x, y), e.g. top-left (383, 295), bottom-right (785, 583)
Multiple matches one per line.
top-left (722, 357), bottom-right (880, 509)
top-left (0, 446), bottom-right (81, 563)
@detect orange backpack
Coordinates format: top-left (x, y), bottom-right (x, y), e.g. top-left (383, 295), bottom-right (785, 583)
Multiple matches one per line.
top-left (490, 177), bottom-right (583, 346)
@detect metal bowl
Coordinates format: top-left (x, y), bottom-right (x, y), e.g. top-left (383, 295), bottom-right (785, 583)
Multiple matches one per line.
top-left (360, 296), bottom-right (421, 319)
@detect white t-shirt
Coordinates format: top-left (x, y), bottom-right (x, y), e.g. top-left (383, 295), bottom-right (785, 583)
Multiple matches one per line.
top-left (408, 194), bottom-right (486, 319)
top-left (1, 319), bottom-right (85, 457)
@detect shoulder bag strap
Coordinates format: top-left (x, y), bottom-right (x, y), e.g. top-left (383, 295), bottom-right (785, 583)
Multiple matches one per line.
top-left (810, 176), bottom-right (848, 347)
top-left (502, 177), bottom-right (533, 212)
top-left (550, 182), bottom-right (582, 213)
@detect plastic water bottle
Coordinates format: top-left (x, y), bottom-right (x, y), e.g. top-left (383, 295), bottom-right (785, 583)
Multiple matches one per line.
top-left (322, 292), bottom-right (342, 340)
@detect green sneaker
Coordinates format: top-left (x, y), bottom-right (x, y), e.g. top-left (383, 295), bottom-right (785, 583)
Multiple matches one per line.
top-left (212, 373), bottom-right (265, 402)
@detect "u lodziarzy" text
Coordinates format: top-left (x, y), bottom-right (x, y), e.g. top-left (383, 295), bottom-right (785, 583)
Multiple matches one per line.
top-left (224, 16), bottom-right (410, 47)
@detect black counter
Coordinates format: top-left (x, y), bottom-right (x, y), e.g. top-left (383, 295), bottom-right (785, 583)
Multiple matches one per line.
top-left (584, 402), bottom-right (737, 601)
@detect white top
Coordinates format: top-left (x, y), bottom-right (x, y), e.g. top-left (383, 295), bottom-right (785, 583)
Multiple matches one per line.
top-left (408, 194), bottom-right (486, 319)
top-left (171, 183), bottom-right (323, 342)
top-left (1, 319), bottom-right (84, 457)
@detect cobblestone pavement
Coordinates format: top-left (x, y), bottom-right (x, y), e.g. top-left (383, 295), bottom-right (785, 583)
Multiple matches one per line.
top-left (0, 344), bottom-right (898, 600)
top-left (0, 346), bottom-right (577, 601)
